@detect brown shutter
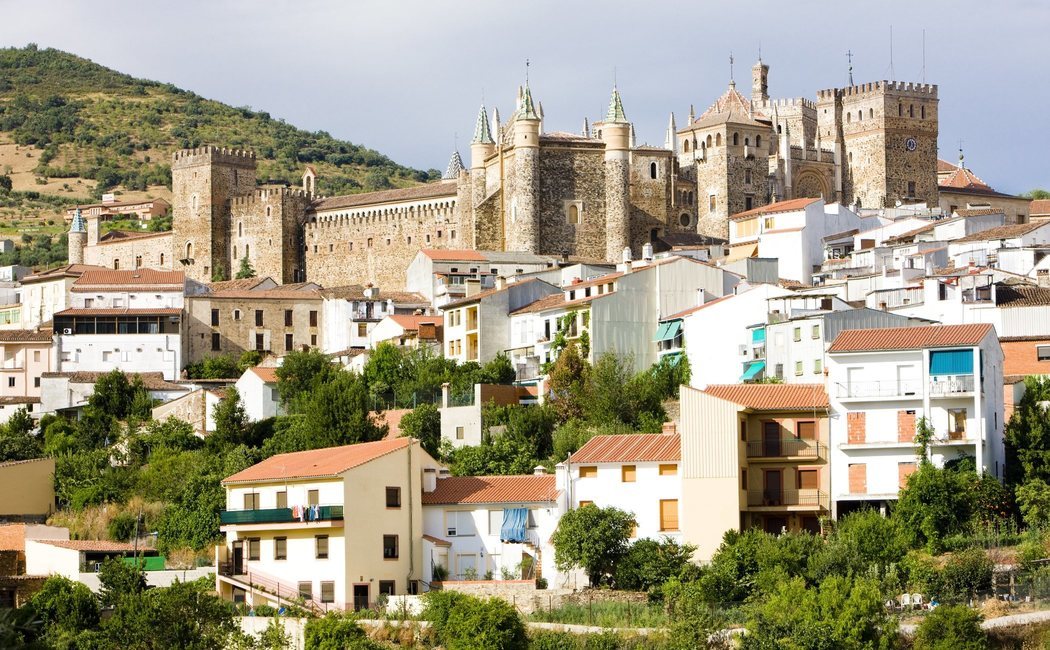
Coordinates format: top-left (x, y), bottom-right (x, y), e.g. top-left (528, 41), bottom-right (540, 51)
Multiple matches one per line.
top-left (796, 421), bottom-right (816, 440)
top-left (797, 469), bottom-right (819, 490)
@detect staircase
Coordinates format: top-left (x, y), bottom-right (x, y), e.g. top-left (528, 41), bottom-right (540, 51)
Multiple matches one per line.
top-left (223, 565), bottom-right (326, 615)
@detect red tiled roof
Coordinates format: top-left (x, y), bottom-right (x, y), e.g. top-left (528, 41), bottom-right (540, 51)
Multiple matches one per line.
top-left (952, 222), bottom-right (1049, 243)
top-left (828, 323), bottom-right (994, 353)
top-left (388, 314), bottom-right (441, 331)
top-left (940, 165), bottom-right (993, 191)
top-left (36, 539), bottom-right (138, 552)
top-left (54, 308), bottom-right (181, 317)
top-left (375, 408), bottom-right (412, 439)
top-left (571, 433), bottom-right (681, 464)
top-left (41, 371), bottom-right (185, 391)
top-left (223, 438), bottom-right (411, 484)
top-left (937, 159), bottom-right (960, 174)
top-left (72, 269), bottom-right (184, 290)
top-left (421, 475), bottom-right (558, 505)
top-left (312, 181), bottom-right (457, 211)
top-left (1031, 199), bottom-right (1050, 216)
top-left (701, 384), bottom-right (829, 411)
top-left (0, 329), bottom-right (52, 343)
top-left (730, 197), bottom-right (821, 221)
top-left (205, 289), bottom-right (322, 301)
top-left (420, 249), bottom-right (487, 262)
top-left (22, 264), bottom-right (103, 284)
top-left (206, 277), bottom-right (275, 292)
top-left (249, 367), bottom-right (279, 383)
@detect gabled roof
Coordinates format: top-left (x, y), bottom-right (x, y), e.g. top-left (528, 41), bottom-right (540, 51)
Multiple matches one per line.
top-left (0, 329), bottom-right (52, 343)
top-left (952, 221), bottom-right (1049, 243)
top-left (1031, 199), bottom-right (1050, 216)
top-left (994, 284), bottom-right (1050, 308)
top-left (311, 181), bottom-right (458, 212)
top-left (22, 264), bottom-right (103, 284)
top-left (828, 323), bottom-right (994, 353)
top-left (249, 367), bottom-right (279, 384)
top-left (940, 165), bottom-right (993, 191)
top-left (34, 539), bottom-right (139, 552)
top-left (223, 438), bottom-right (411, 484)
top-left (387, 314), bottom-right (441, 331)
top-left (702, 384), bottom-right (829, 411)
top-left (730, 197), bottom-right (821, 221)
top-left (571, 433), bottom-right (680, 464)
top-left (419, 249), bottom-right (487, 262)
top-left (421, 475), bottom-right (557, 505)
top-left (443, 278), bottom-right (549, 309)
top-left (206, 277), bottom-right (276, 292)
top-left (680, 83), bottom-right (767, 131)
top-left (72, 269), bottom-right (184, 291)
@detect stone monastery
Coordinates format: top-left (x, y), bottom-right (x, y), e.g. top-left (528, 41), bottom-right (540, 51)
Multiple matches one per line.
top-left (67, 60), bottom-right (939, 289)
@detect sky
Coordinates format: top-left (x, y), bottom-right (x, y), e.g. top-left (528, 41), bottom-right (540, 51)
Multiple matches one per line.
top-left (1, 0), bottom-right (1047, 193)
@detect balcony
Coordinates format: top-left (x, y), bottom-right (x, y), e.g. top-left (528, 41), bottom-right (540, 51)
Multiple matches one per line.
top-left (219, 505), bottom-right (343, 525)
top-left (836, 380), bottom-right (921, 400)
top-left (747, 489), bottom-right (829, 510)
top-left (746, 438), bottom-right (824, 460)
top-left (929, 374), bottom-right (975, 397)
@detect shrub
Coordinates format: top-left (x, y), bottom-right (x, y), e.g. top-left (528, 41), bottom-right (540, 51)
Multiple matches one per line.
top-left (939, 548), bottom-right (993, 603)
top-left (913, 605), bottom-right (985, 650)
top-left (440, 595), bottom-right (527, 650)
top-left (303, 613), bottom-right (379, 650)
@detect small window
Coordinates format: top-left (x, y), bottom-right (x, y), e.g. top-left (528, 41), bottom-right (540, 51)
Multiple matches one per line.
top-left (793, 327), bottom-right (801, 342)
top-left (211, 309), bottom-right (219, 326)
top-left (298, 581), bottom-right (312, 600)
top-left (659, 499), bottom-right (679, 531)
top-left (357, 323), bottom-right (368, 337)
top-left (255, 310), bottom-right (264, 326)
top-left (795, 361), bottom-right (803, 376)
top-left (247, 538), bottom-right (260, 561)
top-left (907, 181), bottom-right (916, 197)
top-left (579, 500), bottom-right (594, 508)
top-left (276, 491), bottom-right (287, 509)
top-left (315, 535), bottom-right (329, 559)
top-left (284, 310), bottom-right (293, 326)
top-left (233, 310), bottom-right (241, 321)
top-left (745, 169), bottom-right (752, 184)
top-left (621, 465), bottom-right (636, 482)
top-left (255, 333), bottom-right (264, 351)
top-left (814, 359), bottom-right (823, 374)
top-left (1037, 345), bottom-right (1050, 361)
top-left (578, 466), bottom-right (598, 479)
top-left (566, 203), bottom-right (581, 225)
top-left (274, 537), bottom-right (287, 561)
top-left (386, 486), bottom-right (401, 509)
top-left (7, 378), bottom-right (13, 388)
top-left (308, 489), bottom-right (319, 506)
top-left (455, 426), bottom-right (464, 440)
top-left (649, 162), bottom-right (657, 179)
top-left (740, 420), bottom-right (747, 441)
top-left (211, 332), bottom-right (220, 351)
top-left (709, 195), bottom-right (716, 211)
top-left (243, 492), bottom-right (258, 510)
top-left (379, 581), bottom-right (395, 597)
top-left (741, 468), bottom-right (748, 490)
top-left (383, 535), bottom-right (399, 559)
top-left (796, 421), bottom-right (816, 440)
top-left (658, 463), bottom-right (677, 476)
top-left (320, 581), bottom-right (335, 603)
top-left (797, 469), bottom-right (819, 490)
top-left (310, 310), bottom-right (318, 327)
top-left (285, 333), bottom-right (293, 352)
top-left (745, 196), bottom-right (753, 211)
top-left (811, 325), bottom-right (820, 339)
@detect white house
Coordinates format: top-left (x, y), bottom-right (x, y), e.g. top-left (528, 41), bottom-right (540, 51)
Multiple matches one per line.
top-left (826, 323), bottom-right (1005, 518)
top-left (235, 366), bottom-right (282, 422)
top-left (19, 264), bottom-right (100, 330)
top-left (68, 268), bottom-right (185, 310)
top-left (321, 286), bottom-right (429, 354)
top-left (406, 249), bottom-right (558, 308)
top-left (369, 314), bottom-right (442, 351)
top-left (52, 307), bottom-right (182, 380)
top-left (947, 221), bottom-right (1050, 269)
top-left (39, 371), bottom-right (187, 416)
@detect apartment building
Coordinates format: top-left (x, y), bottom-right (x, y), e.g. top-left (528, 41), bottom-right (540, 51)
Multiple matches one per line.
top-left (443, 279), bottom-right (560, 364)
top-left (0, 329), bottom-right (53, 421)
top-left (680, 383), bottom-right (830, 560)
top-left (215, 438), bottom-right (441, 612)
top-left (321, 285), bottom-right (429, 354)
top-left (826, 323), bottom-right (1004, 517)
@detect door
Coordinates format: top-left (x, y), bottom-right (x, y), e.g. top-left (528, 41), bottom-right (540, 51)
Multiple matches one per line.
top-left (764, 470), bottom-right (783, 506)
top-left (763, 515), bottom-right (788, 534)
top-left (353, 584), bottom-right (370, 611)
top-left (763, 421), bottom-right (781, 457)
top-left (232, 541), bottom-right (244, 575)
top-left (457, 554), bottom-right (477, 580)
top-left (897, 364), bottom-right (919, 396)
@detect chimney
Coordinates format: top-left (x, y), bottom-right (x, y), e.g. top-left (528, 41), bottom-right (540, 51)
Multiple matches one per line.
top-left (622, 247), bottom-right (632, 264)
top-left (561, 250), bottom-right (569, 264)
top-left (662, 421), bottom-right (677, 435)
top-left (423, 468), bottom-right (437, 492)
top-left (533, 465), bottom-right (548, 476)
top-left (438, 468), bottom-right (451, 479)
top-left (642, 242), bottom-right (654, 261)
top-left (364, 284), bottom-right (379, 299)
top-left (495, 276), bottom-right (506, 290)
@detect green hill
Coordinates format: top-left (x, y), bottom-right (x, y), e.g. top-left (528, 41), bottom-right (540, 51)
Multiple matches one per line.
top-left (0, 44), bottom-right (437, 215)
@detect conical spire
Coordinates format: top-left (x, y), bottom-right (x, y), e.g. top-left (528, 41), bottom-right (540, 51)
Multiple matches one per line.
top-left (605, 86), bottom-right (628, 123)
top-left (518, 83), bottom-right (539, 120)
top-left (687, 104), bottom-right (695, 125)
top-left (472, 104), bottom-right (494, 144)
top-left (492, 107), bottom-right (502, 141)
top-left (70, 207), bottom-right (86, 233)
top-left (582, 117), bottom-right (590, 138)
top-left (629, 123), bottom-right (636, 148)
top-left (665, 113), bottom-right (677, 152)
top-left (443, 150), bottom-right (465, 179)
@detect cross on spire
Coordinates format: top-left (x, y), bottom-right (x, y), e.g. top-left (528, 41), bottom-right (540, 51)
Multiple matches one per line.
top-left (729, 52), bottom-right (735, 83)
top-left (847, 50), bottom-right (854, 86)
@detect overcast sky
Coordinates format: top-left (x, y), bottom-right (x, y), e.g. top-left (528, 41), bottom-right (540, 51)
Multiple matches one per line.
top-left (2, 0), bottom-right (1047, 193)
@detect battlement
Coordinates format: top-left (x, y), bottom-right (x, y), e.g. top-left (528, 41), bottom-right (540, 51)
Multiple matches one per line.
top-left (817, 81), bottom-right (938, 101)
top-left (229, 187), bottom-right (315, 207)
top-left (769, 97), bottom-right (816, 111)
top-left (171, 146), bottom-right (258, 169)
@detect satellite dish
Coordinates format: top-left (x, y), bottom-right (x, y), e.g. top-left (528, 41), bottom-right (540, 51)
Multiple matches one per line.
top-left (895, 200), bottom-right (903, 207)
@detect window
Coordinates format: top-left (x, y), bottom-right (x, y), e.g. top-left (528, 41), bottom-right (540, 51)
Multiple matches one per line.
top-left (740, 420), bottom-right (747, 441)
top-left (233, 310), bottom-right (241, 321)
top-left (741, 468), bottom-right (748, 490)
top-left (649, 162), bottom-right (657, 179)
top-left (211, 309), bottom-right (219, 326)
top-left (284, 310), bottom-right (293, 326)
top-left (308, 489), bottom-right (319, 506)
top-left (446, 511), bottom-right (474, 537)
top-left (709, 194), bottom-right (716, 211)
top-left (310, 310), bottom-right (318, 327)
top-left (285, 333), bottom-right (293, 352)
top-left (211, 332), bottom-right (220, 351)
top-left (578, 466), bottom-right (597, 479)
top-left (811, 325), bottom-right (820, 339)
top-left (659, 463), bottom-right (677, 476)
top-left (247, 538), bottom-right (260, 561)
top-left (745, 169), bottom-right (752, 184)
top-left (948, 409), bottom-right (967, 439)
top-left (315, 535), bottom-right (329, 559)
top-left (135, 255), bottom-right (142, 269)
top-left (276, 491), bottom-right (287, 509)
top-left (243, 492), bottom-right (258, 510)
top-left (621, 465), bottom-right (636, 482)
top-left (379, 581), bottom-right (396, 597)
top-left (6, 378), bottom-right (13, 388)
top-left (797, 469), bottom-right (819, 490)
top-left (33, 351), bottom-right (40, 362)
top-left (357, 323), bottom-right (368, 337)
top-left (274, 537), bottom-right (287, 560)
top-left (907, 181), bottom-right (916, 196)
top-left (745, 196), bottom-right (753, 211)
top-left (756, 135), bottom-right (762, 148)
top-left (566, 203), bottom-right (581, 225)
top-left (814, 359), bottom-right (823, 374)
top-left (298, 582), bottom-right (312, 600)
top-left (383, 535), bottom-right (399, 559)
top-left (793, 327), bottom-right (801, 342)
top-left (909, 104), bottom-right (914, 117)
top-left (386, 486), bottom-right (401, 509)
top-left (160, 253), bottom-right (165, 265)
top-left (455, 426), bottom-right (464, 440)
top-left (796, 421), bottom-right (816, 440)
top-left (1037, 345), bottom-right (1050, 361)
top-left (34, 377), bottom-right (40, 388)
top-left (255, 310), bottom-right (263, 326)
top-left (320, 581), bottom-right (334, 603)
top-left (795, 361), bottom-right (803, 376)
top-left (367, 237), bottom-right (373, 248)
top-left (579, 500), bottom-right (594, 508)
top-left (732, 132), bottom-right (739, 146)
top-left (113, 259), bottom-right (120, 270)
top-left (659, 499), bottom-right (679, 531)
top-left (254, 333), bottom-right (264, 351)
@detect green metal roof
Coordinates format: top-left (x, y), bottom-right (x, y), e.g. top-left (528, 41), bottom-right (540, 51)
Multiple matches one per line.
top-left (605, 86), bottom-right (628, 124)
top-left (472, 104), bottom-right (494, 144)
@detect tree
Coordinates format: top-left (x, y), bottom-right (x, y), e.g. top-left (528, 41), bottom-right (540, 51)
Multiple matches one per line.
top-left (0, 174), bottom-right (11, 192)
top-left (445, 432), bottom-right (539, 477)
top-left (399, 402), bottom-right (441, 457)
top-left (235, 255), bottom-right (256, 279)
top-left (210, 386), bottom-right (249, 449)
top-left (100, 578), bottom-right (238, 649)
top-left (88, 369), bottom-right (138, 420)
top-left (0, 408), bottom-right (43, 461)
top-left (425, 593), bottom-right (527, 650)
top-left (546, 342), bottom-right (589, 423)
top-left (810, 509), bottom-right (912, 581)
top-left (361, 342), bottom-right (404, 399)
top-left (275, 349), bottom-right (336, 408)
top-left (30, 575), bottom-right (99, 639)
top-left (1016, 478), bottom-right (1050, 528)
top-left (551, 505), bottom-right (634, 586)
top-left (98, 557), bottom-right (146, 608)
top-left (661, 579), bottom-right (728, 650)
top-left (913, 605), bottom-right (985, 650)
top-left (1022, 189), bottom-right (1050, 200)
top-left (303, 612), bottom-right (380, 650)
top-left (615, 537), bottom-right (698, 591)
top-left (266, 372), bottom-right (386, 454)
top-left (939, 548), bottom-right (993, 603)
top-left (893, 463), bottom-right (976, 552)
top-left (1004, 376), bottom-right (1050, 490)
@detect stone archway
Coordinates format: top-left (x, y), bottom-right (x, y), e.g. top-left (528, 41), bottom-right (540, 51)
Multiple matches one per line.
top-left (793, 170), bottom-right (830, 200)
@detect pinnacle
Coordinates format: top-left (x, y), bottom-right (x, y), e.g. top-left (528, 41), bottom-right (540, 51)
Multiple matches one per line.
top-left (605, 86), bottom-right (628, 123)
top-left (472, 104), bottom-right (494, 145)
top-left (518, 84), bottom-right (539, 120)
top-left (70, 207), bottom-right (86, 233)
top-left (443, 150), bottom-right (465, 180)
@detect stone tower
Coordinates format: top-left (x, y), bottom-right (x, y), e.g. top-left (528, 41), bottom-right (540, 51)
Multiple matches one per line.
top-left (67, 207), bottom-right (87, 265)
top-left (752, 59), bottom-right (769, 105)
top-left (470, 104), bottom-right (495, 213)
top-left (170, 146), bottom-right (257, 282)
top-left (508, 84), bottom-right (541, 253)
top-left (599, 86), bottom-right (632, 260)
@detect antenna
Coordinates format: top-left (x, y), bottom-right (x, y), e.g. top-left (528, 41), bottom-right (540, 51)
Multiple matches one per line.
top-left (921, 29), bottom-right (926, 83)
top-left (889, 26), bottom-right (895, 79)
top-left (525, 58), bottom-right (530, 84)
top-left (729, 52), bottom-right (735, 82)
top-left (846, 50), bottom-right (854, 86)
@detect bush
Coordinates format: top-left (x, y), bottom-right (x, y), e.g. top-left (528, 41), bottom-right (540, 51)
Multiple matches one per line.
top-left (303, 613), bottom-right (379, 650)
top-left (107, 511), bottom-right (138, 542)
top-left (440, 595), bottom-right (527, 650)
top-left (939, 548), bottom-right (993, 603)
top-left (913, 605), bottom-right (985, 650)
top-left (614, 537), bottom-right (698, 592)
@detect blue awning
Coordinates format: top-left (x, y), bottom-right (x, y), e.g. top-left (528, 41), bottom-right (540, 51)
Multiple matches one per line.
top-left (500, 508), bottom-right (529, 543)
top-left (661, 352), bottom-right (682, 367)
top-left (740, 360), bottom-right (765, 381)
top-left (751, 328), bottom-right (766, 344)
top-left (654, 321), bottom-right (682, 342)
top-left (929, 349), bottom-right (973, 376)
top-left (653, 323), bottom-right (671, 342)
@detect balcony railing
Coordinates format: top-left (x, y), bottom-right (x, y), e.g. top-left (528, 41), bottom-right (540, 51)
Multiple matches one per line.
top-left (747, 489), bottom-right (828, 509)
top-left (219, 505), bottom-right (343, 525)
top-left (746, 438), bottom-right (824, 459)
top-left (836, 380), bottom-right (921, 399)
top-left (929, 374), bottom-right (975, 396)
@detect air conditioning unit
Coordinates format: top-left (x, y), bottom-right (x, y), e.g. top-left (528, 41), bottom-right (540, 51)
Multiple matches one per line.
top-left (62, 328), bottom-right (72, 335)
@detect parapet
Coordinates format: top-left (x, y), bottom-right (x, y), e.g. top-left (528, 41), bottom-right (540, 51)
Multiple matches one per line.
top-left (817, 81), bottom-right (938, 101)
top-left (171, 145), bottom-right (258, 169)
top-left (230, 187), bottom-right (315, 207)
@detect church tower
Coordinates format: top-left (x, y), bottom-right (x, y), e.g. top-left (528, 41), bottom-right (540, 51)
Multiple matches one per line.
top-left (67, 207), bottom-right (87, 265)
top-left (508, 84), bottom-right (541, 253)
top-left (599, 86), bottom-right (631, 261)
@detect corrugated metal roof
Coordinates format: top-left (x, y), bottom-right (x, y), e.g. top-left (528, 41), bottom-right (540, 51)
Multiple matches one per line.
top-left (828, 323), bottom-right (994, 353)
top-left (223, 438), bottom-right (411, 484)
top-left (702, 384), bottom-right (829, 411)
top-left (421, 475), bottom-right (558, 505)
top-left (571, 433), bottom-right (681, 463)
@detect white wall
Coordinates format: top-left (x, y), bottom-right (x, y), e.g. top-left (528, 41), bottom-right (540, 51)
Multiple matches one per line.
top-left (70, 289), bottom-right (183, 309)
top-left (235, 371), bottom-right (281, 422)
top-left (564, 461), bottom-right (681, 543)
top-left (55, 333), bottom-right (181, 380)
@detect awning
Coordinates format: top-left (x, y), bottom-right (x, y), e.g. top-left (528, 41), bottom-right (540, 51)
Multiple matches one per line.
top-left (751, 328), bottom-right (766, 344)
top-left (929, 349), bottom-right (973, 376)
top-left (740, 360), bottom-right (765, 381)
top-left (500, 508), bottom-right (529, 543)
top-left (663, 352), bottom-right (682, 367)
top-left (653, 320), bottom-right (682, 342)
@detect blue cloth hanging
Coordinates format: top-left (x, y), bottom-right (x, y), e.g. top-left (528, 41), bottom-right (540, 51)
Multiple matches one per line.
top-left (500, 508), bottom-right (529, 543)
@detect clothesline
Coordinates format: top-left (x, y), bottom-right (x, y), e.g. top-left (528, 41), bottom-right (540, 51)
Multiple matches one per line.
top-left (290, 504), bottom-right (322, 522)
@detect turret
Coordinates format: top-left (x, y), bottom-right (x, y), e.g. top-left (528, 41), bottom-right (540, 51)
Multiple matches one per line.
top-left (508, 83), bottom-right (541, 253)
top-left (600, 86), bottom-right (631, 262)
top-left (470, 104), bottom-right (495, 169)
top-left (665, 113), bottom-right (677, 153)
top-left (443, 151), bottom-right (465, 180)
top-left (67, 207), bottom-right (87, 265)
top-left (302, 166), bottom-right (317, 194)
top-left (752, 59), bottom-right (769, 104)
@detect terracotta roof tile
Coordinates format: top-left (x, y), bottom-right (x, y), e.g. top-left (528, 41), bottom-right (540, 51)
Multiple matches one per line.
top-left (0, 329), bottom-right (53, 343)
top-left (36, 539), bottom-right (139, 552)
top-left (312, 181), bottom-right (457, 211)
top-left (1031, 199), bottom-right (1050, 216)
top-left (940, 165), bottom-right (994, 191)
top-left (223, 438), bottom-right (411, 484)
top-left (995, 284), bottom-right (1050, 307)
top-left (701, 384), bottom-right (829, 411)
top-left (952, 222), bottom-right (1049, 243)
top-left (387, 314), bottom-right (441, 331)
top-left (73, 269), bottom-right (184, 289)
top-left (730, 197), bottom-right (820, 221)
top-left (205, 289), bottom-right (322, 301)
top-left (421, 475), bottom-right (558, 505)
top-left (937, 159), bottom-right (960, 173)
top-left (40, 371), bottom-right (185, 391)
top-left (249, 367), bottom-right (279, 383)
top-left (22, 264), bottom-right (104, 284)
top-left (571, 433), bottom-right (680, 464)
top-left (206, 277), bottom-right (275, 292)
top-left (828, 323), bottom-right (994, 353)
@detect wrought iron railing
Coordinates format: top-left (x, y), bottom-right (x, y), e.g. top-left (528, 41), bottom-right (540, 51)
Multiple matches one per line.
top-left (836, 380), bottom-right (922, 399)
top-left (219, 505), bottom-right (343, 525)
top-left (929, 374), bottom-right (975, 396)
top-left (746, 439), bottom-right (824, 459)
top-left (747, 489), bottom-right (828, 509)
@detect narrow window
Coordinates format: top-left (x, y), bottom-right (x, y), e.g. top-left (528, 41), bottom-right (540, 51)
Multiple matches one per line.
top-left (320, 581), bottom-right (334, 603)
top-left (255, 310), bottom-right (263, 326)
top-left (383, 535), bottom-right (399, 559)
top-left (247, 538), bottom-right (260, 561)
top-left (276, 491), bottom-right (287, 509)
top-left (274, 537), bottom-right (287, 561)
top-left (211, 332), bottom-right (220, 351)
top-left (310, 310), bottom-right (318, 327)
top-left (284, 309), bottom-right (293, 326)
top-left (315, 535), bottom-right (329, 559)
top-left (386, 487), bottom-right (402, 508)
top-left (659, 499), bottom-right (679, 531)
top-left (732, 133), bottom-right (739, 146)
top-left (298, 582), bottom-right (312, 600)
top-left (211, 309), bottom-right (219, 326)
top-left (649, 162), bottom-right (657, 179)
top-left (285, 333), bottom-right (293, 351)
top-left (254, 333), bottom-right (264, 351)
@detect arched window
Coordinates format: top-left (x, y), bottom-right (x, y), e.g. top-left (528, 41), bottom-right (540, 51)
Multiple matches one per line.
top-left (715, 133), bottom-right (722, 146)
top-left (238, 222), bottom-right (242, 237)
top-left (679, 213), bottom-right (691, 227)
top-left (191, 195), bottom-right (198, 211)
top-left (233, 246), bottom-right (238, 259)
top-left (684, 140), bottom-right (690, 152)
top-left (756, 135), bottom-right (762, 148)
top-left (266, 206), bottom-right (272, 218)
top-left (732, 133), bottom-right (739, 146)
top-left (899, 103), bottom-right (903, 117)
top-left (777, 124), bottom-right (782, 134)
top-left (160, 253), bottom-right (165, 266)
top-left (113, 259), bottom-right (119, 270)
top-left (921, 106), bottom-right (926, 119)
top-left (568, 204), bottom-right (580, 225)
top-left (245, 244), bottom-right (250, 258)
top-left (744, 137), bottom-right (750, 146)
top-left (869, 108), bottom-right (874, 119)
top-left (848, 152), bottom-right (853, 163)
top-left (909, 104), bottom-right (914, 117)
top-left (186, 242), bottom-right (193, 259)
top-left (846, 113), bottom-right (851, 124)
top-left (649, 162), bottom-right (657, 179)
top-left (706, 135), bottom-right (713, 147)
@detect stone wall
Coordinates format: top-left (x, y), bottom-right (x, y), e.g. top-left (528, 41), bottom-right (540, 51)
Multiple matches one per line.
top-left (84, 231), bottom-right (174, 271)
top-left (230, 188), bottom-right (312, 284)
top-left (536, 144), bottom-right (606, 259)
top-left (184, 292), bottom-right (322, 365)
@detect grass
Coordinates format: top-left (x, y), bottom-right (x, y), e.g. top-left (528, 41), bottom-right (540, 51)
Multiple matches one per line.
top-left (528, 599), bottom-right (670, 629)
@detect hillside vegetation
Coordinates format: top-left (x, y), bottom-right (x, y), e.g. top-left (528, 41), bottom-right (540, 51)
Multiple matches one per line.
top-left (0, 44), bottom-right (437, 232)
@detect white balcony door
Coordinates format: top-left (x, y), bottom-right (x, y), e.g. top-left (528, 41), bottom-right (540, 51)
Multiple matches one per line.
top-left (897, 364), bottom-right (919, 396)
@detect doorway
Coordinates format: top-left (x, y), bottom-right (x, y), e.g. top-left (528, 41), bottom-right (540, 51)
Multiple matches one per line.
top-left (763, 421), bottom-right (781, 457)
top-left (353, 584), bottom-right (370, 611)
top-left (232, 541), bottom-right (244, 575)
top-left (764, 469), bottom-right (783, 506)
